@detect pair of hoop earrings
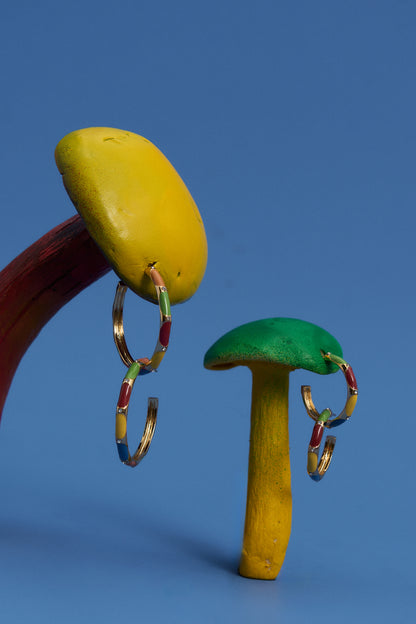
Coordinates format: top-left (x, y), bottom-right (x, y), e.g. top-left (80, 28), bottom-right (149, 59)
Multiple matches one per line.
top-left (301, 352), bottom-right (358, 482)
top-left (111, 273), bottom-right (358, 478)
top-left (112, 266), bottom-right (171, 468)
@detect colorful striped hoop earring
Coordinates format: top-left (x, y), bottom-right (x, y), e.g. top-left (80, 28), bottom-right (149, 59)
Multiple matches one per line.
top-left (301, 351), bottom-right (358, 482)
top-left (112, 266), bottom-right (172, 467)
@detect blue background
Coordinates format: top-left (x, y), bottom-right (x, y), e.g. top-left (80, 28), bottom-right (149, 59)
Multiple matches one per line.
top-left (0, 1), bottom-right (415, 622)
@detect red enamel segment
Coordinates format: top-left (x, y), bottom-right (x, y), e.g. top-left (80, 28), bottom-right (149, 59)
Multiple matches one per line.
top-left (310, 423), bottom-right (324, 448)
top-left (118, 381), bottom-right (132, 408)
top-left (345, 367), bottom-right (357, 390)
top-left (159, 321), bottom-right (172, 347)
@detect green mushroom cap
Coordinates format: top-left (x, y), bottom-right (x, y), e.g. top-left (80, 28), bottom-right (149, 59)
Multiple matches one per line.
top-left (203, 318), bottom-right (342, 375)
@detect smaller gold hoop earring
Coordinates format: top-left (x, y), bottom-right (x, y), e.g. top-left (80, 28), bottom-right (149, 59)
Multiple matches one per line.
top-left (115, 360), bottom-right (158, 467)
top-left (306, 408), bottom-right (336, 481)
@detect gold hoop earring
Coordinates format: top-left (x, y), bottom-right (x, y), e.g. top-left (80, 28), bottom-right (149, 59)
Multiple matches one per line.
top-left (113, 266), bottom-right (172, 371)
top-left (112, 267), bottom-right (172, 467)
top-left (306, 408), bottom-right (336, 481)
top-left (301, 352), bottom-right (358, 481)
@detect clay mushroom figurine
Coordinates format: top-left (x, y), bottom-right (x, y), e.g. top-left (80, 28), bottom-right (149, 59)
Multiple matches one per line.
top-left (204, 317), bottom-right (343, 580)
top-left (0, 127), bottom-right (207, 421)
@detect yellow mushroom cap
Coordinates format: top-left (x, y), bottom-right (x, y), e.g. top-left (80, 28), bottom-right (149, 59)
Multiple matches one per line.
top-left (55, 127), bottom-right (207, 305)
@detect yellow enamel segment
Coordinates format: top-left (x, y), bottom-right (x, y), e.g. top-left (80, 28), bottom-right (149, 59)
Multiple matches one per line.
top-left (345, 393), bottom-right (358, 417)
top-left (307, 451), bottom-right (318, 474)
top-left (116, 413), bottom-right (127, 440)
top-left (55, 127), bottom-right (207, 305)
top-left (149, 350), bottom-right (165, 370)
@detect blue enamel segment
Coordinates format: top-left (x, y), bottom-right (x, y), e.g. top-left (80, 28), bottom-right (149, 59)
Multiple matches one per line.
top-left (117, 443), bottom-right (129, 463)
top-left (310, 474), bottom-right (322, 482)
top-left (328, 418), bottom-right (347, 429)
top-left (138, 368), bottom-right (152, 376)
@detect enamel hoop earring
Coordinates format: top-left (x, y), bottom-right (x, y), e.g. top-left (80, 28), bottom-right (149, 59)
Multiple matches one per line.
top-left (112, 266), bottom-right (172, 467)
top-left (301, 351), bottom-right (358, 481)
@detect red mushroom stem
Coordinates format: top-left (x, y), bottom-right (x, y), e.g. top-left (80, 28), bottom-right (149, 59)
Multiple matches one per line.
top-left (0, 215), bottom-right (110, 419)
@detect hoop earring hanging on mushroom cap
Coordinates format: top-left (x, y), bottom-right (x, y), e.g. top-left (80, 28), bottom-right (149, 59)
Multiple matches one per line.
top-left (112, 266), bottom-right (172, 467)
top-left (301, 351), bottom-right (358, 482)
top-left (301, 351), bottom-right (358, 428)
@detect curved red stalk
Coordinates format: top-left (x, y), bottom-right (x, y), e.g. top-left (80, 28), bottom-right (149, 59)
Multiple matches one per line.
top-left (0, 215), bottom-right (111, 419)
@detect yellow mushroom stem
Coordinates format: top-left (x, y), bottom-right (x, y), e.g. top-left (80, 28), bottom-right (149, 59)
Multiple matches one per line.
top-left (239, 363), bottom-right (292, 580)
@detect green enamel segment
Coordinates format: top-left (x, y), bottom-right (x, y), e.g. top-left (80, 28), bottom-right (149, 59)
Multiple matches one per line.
top-left (318, 408), bottom-right (331, 423)
top-left (204, 318), bottom-right (343, 375)
top-left (325, 352), bottom-right (347, 367)
top-left (159, 291), bottom-right (171, 317)
top-left (125, 362), bottom-right (141, 380)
